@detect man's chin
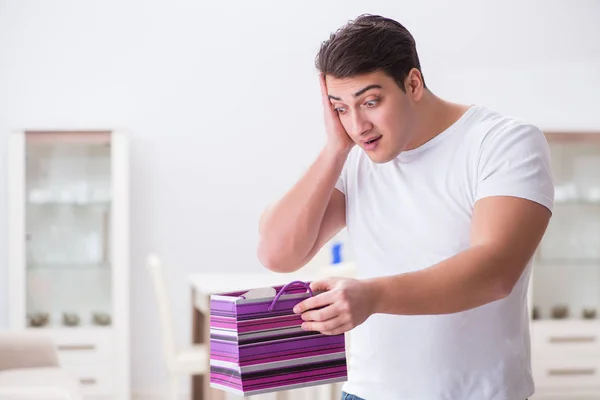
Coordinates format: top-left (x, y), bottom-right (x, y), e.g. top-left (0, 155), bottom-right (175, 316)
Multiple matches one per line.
top-left (364, 149), bottom-right (398, 164)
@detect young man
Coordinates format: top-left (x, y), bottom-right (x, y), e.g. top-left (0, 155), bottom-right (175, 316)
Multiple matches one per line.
top-left (257, 14), bottom-right (553, 400)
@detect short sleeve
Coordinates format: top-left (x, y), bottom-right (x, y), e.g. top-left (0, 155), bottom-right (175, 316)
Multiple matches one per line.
top-left (335, 148), bottom-right (355, 195)
top-left (476, 123), bottom-right (554, 212)
top-left (335, 168), bottom-right (346, 194)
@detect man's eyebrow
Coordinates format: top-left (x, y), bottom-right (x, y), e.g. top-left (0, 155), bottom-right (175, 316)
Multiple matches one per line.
top-left (353, 84), bottom-right (382, 97)
top-left (327, 84), bottom-right (382, 101)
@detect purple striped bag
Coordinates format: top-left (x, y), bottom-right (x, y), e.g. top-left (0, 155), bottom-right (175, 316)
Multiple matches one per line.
top-left (209, 280), bottom-right (348, 396)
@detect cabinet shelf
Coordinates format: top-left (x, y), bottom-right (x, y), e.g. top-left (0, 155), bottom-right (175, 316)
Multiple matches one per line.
top-left (535, 259), bottom-right (600, 267)
top-left (27, 200), bottom-right (111, 207)
top-left (27, 318), bottom-right (113, 330)
top-left (531, 133), bottom-right (600, 336)
top-left (531, 319), bottom-right (600, 325)
top-left (554, 201), bottom-right (600, 208)
top-left (27, 262), bottom-right (111, 270)
top-left (556, 200), bottom-right (600, 205)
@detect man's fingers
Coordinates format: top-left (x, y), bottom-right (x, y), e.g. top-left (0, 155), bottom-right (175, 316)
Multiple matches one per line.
top-left (293, 290), bottom-right (335, 314)
top-left (294, 277), bottom-right (340, 313)
top-left (309, 278), bottom-right (336, 293)
top-left (301, 303), bottom-right (339, 322)
top-left (319, 73), bottom-right (333, 111)
top-left (302, 316), bottom-right (346, 334)
top-left (322, 323), bottom-right (352, 336)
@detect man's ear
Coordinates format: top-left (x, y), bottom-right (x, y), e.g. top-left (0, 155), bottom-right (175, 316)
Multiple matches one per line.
top-left (405, 68), bottom-right (424, 101)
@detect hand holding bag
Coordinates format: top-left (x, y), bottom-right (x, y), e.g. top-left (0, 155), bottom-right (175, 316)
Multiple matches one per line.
top-left (209, 280), bottom-right (348, 396)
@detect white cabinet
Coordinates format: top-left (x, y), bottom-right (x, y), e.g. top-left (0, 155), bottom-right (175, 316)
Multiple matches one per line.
top-left (8, 130), bottom-right (130, 400)
top-left (530, 132), bottom-right (600, 398)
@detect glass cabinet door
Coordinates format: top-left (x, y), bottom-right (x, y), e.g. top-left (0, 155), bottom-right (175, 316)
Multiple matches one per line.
top-left (24, 131), bottom-right (113, 329)
top-left (532, 133), bottom-right (600, 322)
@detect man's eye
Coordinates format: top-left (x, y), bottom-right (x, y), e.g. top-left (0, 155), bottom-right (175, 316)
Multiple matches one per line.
top-left (364, 99), bottom-right (379, 107)
top-left (335, 107), bottom-right (347, 114)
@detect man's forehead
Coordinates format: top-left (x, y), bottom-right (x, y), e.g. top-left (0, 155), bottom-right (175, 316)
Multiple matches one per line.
top-left (325, 73), bottom-right (381, 87)
top-left (325, 71), bottom-right (389, 98)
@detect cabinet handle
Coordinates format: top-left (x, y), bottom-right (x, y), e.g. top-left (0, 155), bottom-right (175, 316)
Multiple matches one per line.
top-left (79, 378), bottom-right (97, 385)
top-left (57, 344), bottom-right (96, 351)
top-left (548, 368), bottom-right (596, 376)
top-left (549, 336), bottom-right (597, 343)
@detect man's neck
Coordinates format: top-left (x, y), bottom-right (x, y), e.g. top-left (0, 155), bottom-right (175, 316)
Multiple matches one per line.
top-left (406, 91), bottom-right (471, 150)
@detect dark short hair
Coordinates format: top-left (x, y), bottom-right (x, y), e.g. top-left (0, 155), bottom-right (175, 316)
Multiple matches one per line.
top-left (315, 14), bottom-right (426, 92)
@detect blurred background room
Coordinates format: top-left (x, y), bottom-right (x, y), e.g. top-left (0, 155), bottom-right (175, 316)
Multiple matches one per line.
top-left (0, 0), bottom-right (599, 399)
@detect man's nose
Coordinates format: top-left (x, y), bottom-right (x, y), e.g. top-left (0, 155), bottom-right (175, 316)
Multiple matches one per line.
top-left (349, 111), bottom-right (372, 137)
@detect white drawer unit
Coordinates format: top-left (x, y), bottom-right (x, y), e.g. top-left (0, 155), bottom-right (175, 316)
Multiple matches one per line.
top-left (21, 328), bottom-right (126, 399)
top-left (62, 364), bottom-right (116, 397)
top-left (531, 321), bottom-right (600, 398)
top-left (533, 355), bottom-right (600, 390)
top-left (52, 329), bottom-right (114, 366)
top-left (52, 331), bottom-right (117, 398)
top-left (531, 321), bottom-right (600, 355)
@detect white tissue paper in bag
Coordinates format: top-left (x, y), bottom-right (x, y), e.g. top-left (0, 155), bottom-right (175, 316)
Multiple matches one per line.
top-left (241, 286), bottom-right (276, 299)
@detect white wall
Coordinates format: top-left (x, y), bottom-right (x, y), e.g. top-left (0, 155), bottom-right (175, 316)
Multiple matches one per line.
top-left (0, 0), bottom-right (599, 396)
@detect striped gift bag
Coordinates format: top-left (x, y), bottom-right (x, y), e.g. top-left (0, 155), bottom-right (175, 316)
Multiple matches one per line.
top-left (209, 280), bottom-right (348, 396)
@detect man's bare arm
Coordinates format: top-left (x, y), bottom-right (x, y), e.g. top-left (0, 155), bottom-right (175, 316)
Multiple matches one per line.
top-left (369, 196), bottom-right (551, 315)
top-left (295, 196), bottom-right (552, 335)
top-left (258, 147), bottom-right (347, 273)
top-left (258, 74), bottom-right (354, 273)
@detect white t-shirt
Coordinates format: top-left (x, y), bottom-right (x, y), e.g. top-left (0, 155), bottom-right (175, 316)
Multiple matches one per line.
top-left (335, 105), bottom-right (554, 400)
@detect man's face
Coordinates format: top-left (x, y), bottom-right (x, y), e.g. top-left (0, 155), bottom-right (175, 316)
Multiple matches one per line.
top-left (325, 70), bottom-right (417, 163)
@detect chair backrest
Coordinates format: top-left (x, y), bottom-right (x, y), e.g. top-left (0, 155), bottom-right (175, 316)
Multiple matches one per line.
top-left (146, 254), bottom-right (176, 365)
